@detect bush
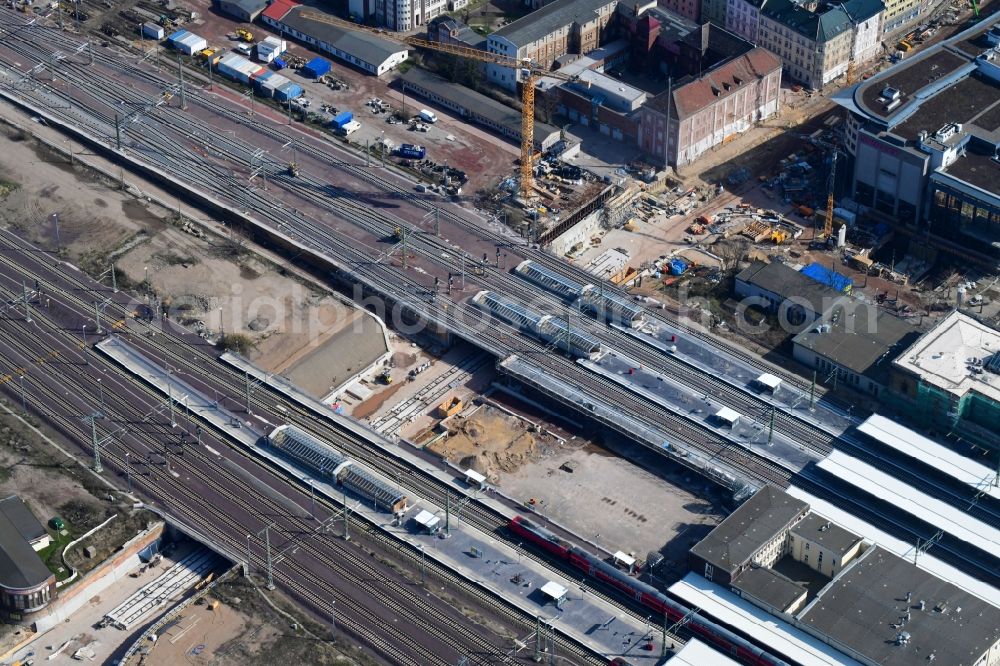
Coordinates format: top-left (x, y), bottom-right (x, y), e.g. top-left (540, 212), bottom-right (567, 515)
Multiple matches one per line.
top-left (219, 333), bottom-right (255, 355)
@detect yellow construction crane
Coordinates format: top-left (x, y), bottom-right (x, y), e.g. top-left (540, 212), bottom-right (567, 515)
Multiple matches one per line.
top-left (300, 11), bottom-right (579, 199)
top-left (822, 149), bottom-right (838, 239)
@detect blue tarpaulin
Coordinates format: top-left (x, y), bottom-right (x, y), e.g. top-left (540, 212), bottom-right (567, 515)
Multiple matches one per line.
top-left (801, 262), bottom-right (853, 292)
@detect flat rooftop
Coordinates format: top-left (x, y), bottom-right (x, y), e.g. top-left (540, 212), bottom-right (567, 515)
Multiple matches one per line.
top-left (734, 566), bottom-right (807, 611)
top-left (892, 73), bottom-right (1000, 141)
top-left (849, 18), bottom-right (1000, 125)
top-left (798, 547), bottom-right (1000, 666)
top-left (790, 512), bottom-right (862, 557)
top-left (940, 142), bottom-right (1000, 193)
top-left (792, 303), bottom-right (920, 379)
top-left (689, 485), bottom-right (807, 573)
top-left (670, 573), bottom-right (864, 666)
top-left (893, 310), bottom-right (1000, 403)
top-left (786, 485), bottom-right (1000, 604)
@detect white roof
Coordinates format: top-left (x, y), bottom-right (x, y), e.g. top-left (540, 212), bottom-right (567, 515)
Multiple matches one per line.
top-left (464, 469), bottom-right (486, 484)
top-left (786, 485), bottom-right (1000, 604)
top-left (817, 450), bottom-right (1000, 555)
top-left (857, 414), bottom-right (1000, 500)
top-left (667, 639), bottom-right (740, 666)
top-left (540, 581), bottom-right (567, 600)
top-left (413, 509), bottom-right (439, 527)
top-left (756, 373), bottom-right (782, 390)
top-left (613, 551), bottom-right (636, 567)
top-left (669, 573), bottom-right (862, 666)
top-left (714, 406), bottom-right (741, 424)
top-left (892, 310), bottom-right (1000, 403)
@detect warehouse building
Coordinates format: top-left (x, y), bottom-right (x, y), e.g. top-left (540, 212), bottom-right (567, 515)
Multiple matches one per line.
top-left (485, 0), bottom-right (619, 90)
top-left (734, 260), bottom-right (847, 329)
top-left (213, 0), bottom-right (267, 22)
top-left (399, 67), bottom-right (561, 150)
top-left (792, 302), bottom-right (919, 398)
top-left (835, 20), bottom-right (1000, 260)
top-left (889, 310), bottom-right (1000, 453)
top-left (262, 1), bottom-right (409, 76)
top-left (688, 486), bottom-right (1000, 666)
top-left (0, 496), bottom-right (56, 623)
top-left (636, 46), bottom-right (782, 168)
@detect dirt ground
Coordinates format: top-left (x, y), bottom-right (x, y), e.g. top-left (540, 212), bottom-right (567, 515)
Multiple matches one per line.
top-left (427, 403), bottom-right (559, 480)
top-left (177, 1), bottom-right (518, 194)
top-left (142, 598), bottom-right (249, 665)
top-left (0, 122), bottom-right (385, 376)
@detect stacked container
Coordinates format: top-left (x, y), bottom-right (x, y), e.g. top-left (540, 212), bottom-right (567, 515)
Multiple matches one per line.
top-left (257, 73), bottom-right (291, 98)
top-left (216, 52), bottom-right (265, 85)
top-left (274, 81), bottom-right (303, 102)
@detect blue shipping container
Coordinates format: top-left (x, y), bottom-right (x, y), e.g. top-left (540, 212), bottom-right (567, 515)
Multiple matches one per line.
top-left (254, 70), bottom-right (275, 88)
top-left (668, 258), bottom-right (688, 275)
top-left (330, 110), bottom-right (353, 128)
top-left (302, 57), bottom-right (331, 78)
top-left (274, 82), bottom-right (303, 102)
top-left (398, 144), bottom-right (426, 159)
top-left (273, 58), bottom-right (287, 70)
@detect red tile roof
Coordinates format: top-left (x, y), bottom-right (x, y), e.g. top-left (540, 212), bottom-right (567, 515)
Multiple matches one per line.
top-left (665, 47), bottom-right (782, 119)
top-left (262, 0), bottom-right (299, 22)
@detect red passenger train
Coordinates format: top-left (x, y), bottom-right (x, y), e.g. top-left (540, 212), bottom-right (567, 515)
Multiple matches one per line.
top-left (509, 516), bottom-right (790, 666)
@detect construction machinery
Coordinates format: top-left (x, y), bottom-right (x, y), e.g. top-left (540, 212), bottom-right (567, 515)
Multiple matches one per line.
top-left (235, 28), bottom-right (253, 42)
top-left (300, 11), bottom-right (581, 200)
top-left (821, 149), bottom-right (838, 240)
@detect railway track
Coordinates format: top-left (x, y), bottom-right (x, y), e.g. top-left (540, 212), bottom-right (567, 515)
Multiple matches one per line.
top-left (0, 273), bottom-right (598, 665)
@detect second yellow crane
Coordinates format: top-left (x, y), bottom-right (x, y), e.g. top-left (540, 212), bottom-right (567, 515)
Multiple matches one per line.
top-left (300, 11), bottom-right (579, 200)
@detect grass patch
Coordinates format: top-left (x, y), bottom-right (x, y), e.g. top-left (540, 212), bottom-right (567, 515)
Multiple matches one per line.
top-left (153, 251), bottom-right (199, 266)
top-left (0, 180), bottom-right (18, 200)
top-left (218, 333), bottom-right (256, 355)
top-left (36, 528), bottom-right (74, 581)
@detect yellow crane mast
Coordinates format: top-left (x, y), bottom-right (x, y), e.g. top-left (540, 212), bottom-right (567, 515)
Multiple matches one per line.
top-left (300, 11), bottom-right (578, 200)
top-left (823, 149), bottom-right (837, 239)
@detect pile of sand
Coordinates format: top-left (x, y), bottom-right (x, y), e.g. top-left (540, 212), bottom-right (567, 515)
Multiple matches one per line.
top-left (428, 407), bottom-right (540, 480)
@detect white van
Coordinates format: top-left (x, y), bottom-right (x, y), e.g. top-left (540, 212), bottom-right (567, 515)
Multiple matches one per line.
top-left (418, 109), bottom-right (438, 124)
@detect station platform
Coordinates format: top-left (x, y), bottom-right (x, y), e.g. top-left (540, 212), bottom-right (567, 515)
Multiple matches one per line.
top-left (582, 352), bottom-right (818, 473)
top-left (98, 337), bottom-right (670, 664)
top-left (616, 323), bottom-right (854, 435)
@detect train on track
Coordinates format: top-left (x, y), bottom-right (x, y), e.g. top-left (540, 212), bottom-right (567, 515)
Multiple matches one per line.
top-left (268, 425), bottom-right (408, 513)
top-left (508, 516), bottom-right (790, 666)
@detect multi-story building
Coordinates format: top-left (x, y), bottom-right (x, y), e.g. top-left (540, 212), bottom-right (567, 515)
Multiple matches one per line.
top-left (363, 0), bottom-right (447, 31)
top-left (725, 0), bottom-right (766, 43)
top-left (661, 0), bottom-right (702, 22)
top-left (882, 0), bottom-right (921, 36)
top-left (757, 0), bottom-right (883, 89)
top-left (836, 21), bottom-right (1000, 258)
top-left (485, 0), bottom-right (619, 90)
top-left (701, 0), bottom-right (728, 25)
top-left (889, 310), bottom-right (1000, 452)
top-left (687, 485), bottom-right (1000, 666)
top-left (636, 45), bottom-right (781, 168)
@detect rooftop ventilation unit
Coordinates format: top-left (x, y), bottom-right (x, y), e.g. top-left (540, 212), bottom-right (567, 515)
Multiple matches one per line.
top-left (882, 86), bottom-right (901, 100)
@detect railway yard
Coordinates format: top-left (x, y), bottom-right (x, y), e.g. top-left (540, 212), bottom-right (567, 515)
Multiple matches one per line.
top-left (0, 1), bottom-right (998, 665)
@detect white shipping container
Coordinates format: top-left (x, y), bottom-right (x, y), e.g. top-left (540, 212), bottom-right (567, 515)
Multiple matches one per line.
top-left (258, 73), bottom-right (290, 97)
top-left (142, 23), bottom-right (164, 40)
top-left (176, 33), bottom-right (207, 55)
